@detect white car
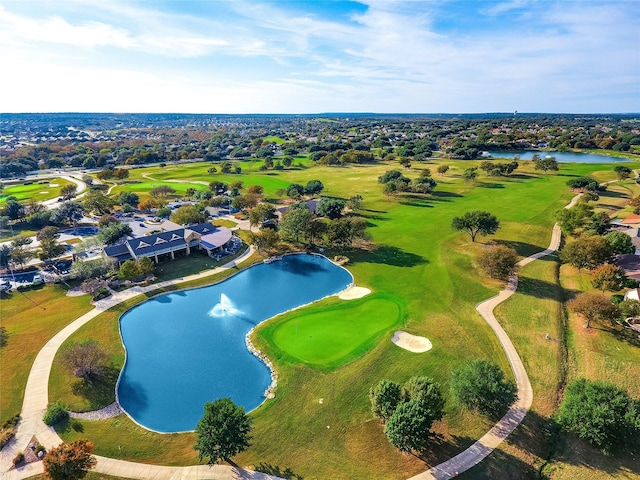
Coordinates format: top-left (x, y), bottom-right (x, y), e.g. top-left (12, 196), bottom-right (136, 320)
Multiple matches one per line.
top-left (32, 274), bottom-right (44, 285)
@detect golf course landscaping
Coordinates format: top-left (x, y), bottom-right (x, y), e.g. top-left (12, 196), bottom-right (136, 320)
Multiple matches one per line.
top-left (7, 154), bottom-right (637, 479)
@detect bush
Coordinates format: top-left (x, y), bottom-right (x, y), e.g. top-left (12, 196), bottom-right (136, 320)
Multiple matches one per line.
top-left (0, 415), bottom-right (20, 449)
top-left (92, 287), bottom-right (111, 301)
top-left (476, 245), bottom-right (519, 280)
top-left (13, 452), bottom-right (24, 466)
top-left (43, 401), bottom-right (68, 426)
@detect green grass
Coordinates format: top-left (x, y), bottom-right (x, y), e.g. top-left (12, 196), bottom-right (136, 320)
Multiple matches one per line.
top-left (261, 294), bottom-right (403, 370)
top-left (24, 158), bottom-right (640, 478)
top-left (0, 285), bottom-right (93, 424)
top-left (263, 135), bottom-right (287, 144)
top-left (0, 177), bottom-right (75, 204)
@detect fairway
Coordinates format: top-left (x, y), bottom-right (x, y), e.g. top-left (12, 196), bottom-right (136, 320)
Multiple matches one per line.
top-left (269, 296), bottom-right (402, 368)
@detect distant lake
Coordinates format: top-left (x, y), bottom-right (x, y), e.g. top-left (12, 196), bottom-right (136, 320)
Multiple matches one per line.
top-left (486, 151), bottom-right (628, 163)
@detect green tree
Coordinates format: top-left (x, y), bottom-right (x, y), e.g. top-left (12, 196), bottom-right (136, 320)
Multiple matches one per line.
top-left (555, 203), bottom-right (594, 235)
top-left (569, 292), bottom-right (621, 328)
top-left (60, 184), bottom-right (78, 200)
top-left (97, 222), bottom-right (132, 245)
top-left (2, 199), bottom-right (25, 220)
top-left (52, 201), bottom-right (84, 226)
top-left (170, 205), bottom-right (207, 225)
top-left (304, 179), bottom-right (324, 195)
top-left (285, 183), bottom-right (305, 199)
top-left (194, 398), bottom-right (252, 465)
top-left (137, 257), bottom-right (155, 276)
top-left (37, 226), bottom-right (65, 261)
top-left (346, 195), bottom-right (363, 211)
top-left (113, 168), bottom-right (129, 180)
top-left (557, 378), bottom-right (639, 453)
top-left (560, 235), bottom-right (612, 271)
top-left (279, 208), bottom-right (313, 243)
top-left (451, 211), bottom-right (500, 242)
top-left (316, 197), bottom-right (346, 219)
top-left (591, 264), bottom-right (628, 292)
top-left (248, 229), bottom-right (279, 254)
top-left (586, 211), bottom-right (610, 235)
top-left (149, 185), bottom-right (176, 198)
top-left (606, 231), bottom-right (635, 255)
top-left (450, 360), bottom-right (517, 418)
top-left (306, 218), bottom-right (328, 245)
top-left (437, 164), bottom-right (450, 176)
top-left (82, 190), bottom-right (115, 216)
top-left (534, 157), bottom-right (559, 173)
top-left (461, 167), bottom-right (478, 182)
top-left (118, 192), bottom-right (139, 208)
top-left (476, 245), bottom-right (519, 280)
top-left (118, 259), bottom-right (142, 281)
top-left (248, 203), bottom-right (277, 228)
top-left (370, 380), bottom-right (402, 422)
top-left (43, 439), bottom-right (96, 480)
top-left (566, 176), bottom-right (599, 192)
top-left (384, 392), bottom-right (444, 453)
top-left (614, 165), bottom-right (632, 181)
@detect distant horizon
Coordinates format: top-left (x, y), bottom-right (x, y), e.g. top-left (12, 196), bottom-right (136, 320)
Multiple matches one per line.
top-left (2, 111), bottom-right (639, 116)
top-left (1, 1), bottom-right (638, 114)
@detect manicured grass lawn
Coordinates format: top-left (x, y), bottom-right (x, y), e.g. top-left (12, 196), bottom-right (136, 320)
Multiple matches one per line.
top-left (0, 177), bottom-right (75, 204)
top-left (212, 219), bottom-right (237, 228)
top-left (0, 285), bottom-right (93, 424)
top-left (262, 295), bottom-right (402, 369)
top-left (33, 158), bottom-right (640, 478)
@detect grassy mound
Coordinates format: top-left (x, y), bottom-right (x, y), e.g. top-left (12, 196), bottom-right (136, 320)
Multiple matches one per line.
top-left (266, 295), bottom-right (402, 369)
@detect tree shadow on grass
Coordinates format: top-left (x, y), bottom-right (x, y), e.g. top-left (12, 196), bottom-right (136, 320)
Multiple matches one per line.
top-left (54, 416), bottom-right (84, 434)
top-left (71, 365), bottom-right (120, 410)
top-left (457, 444), bottom-right (540, 479)
top-left (477, 182), bottom-right (505, 189)
top-left (354, 245), bottom-right (428, 267)
top-left (495, 240), bottom-right (547, 258)
top-left (517, 276), bottom-right (568, 301)
top-left (253, 463), bottom-right (304, 480)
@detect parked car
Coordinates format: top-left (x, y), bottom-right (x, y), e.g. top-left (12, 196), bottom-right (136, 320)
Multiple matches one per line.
top-left (32, 274), bottom-right (44, 285)
top-left (0, 279), bottom-right (11, 292)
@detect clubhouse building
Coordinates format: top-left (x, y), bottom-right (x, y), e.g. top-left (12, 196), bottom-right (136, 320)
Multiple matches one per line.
top-left (103, 221), bottom-right (234, 265)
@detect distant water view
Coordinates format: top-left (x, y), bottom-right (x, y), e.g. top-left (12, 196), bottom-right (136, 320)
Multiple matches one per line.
top-left (117, 254), bottom-right (353, 433)
top-left (486, 151), bottom-right (627, 163)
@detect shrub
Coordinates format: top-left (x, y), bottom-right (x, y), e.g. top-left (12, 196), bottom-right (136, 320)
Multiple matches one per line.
top-left (13, 452), bottom-right (24, 466)
top-left (43, 401), bottom-right (68, 426)
top-left (476, 245), bottom-right (519, 280)
top-left (92, 287), bottom-right (111, 301)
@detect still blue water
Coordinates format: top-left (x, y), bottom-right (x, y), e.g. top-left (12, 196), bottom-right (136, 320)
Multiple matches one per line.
top-left (486, 151), bottom-right (626, 163)
top-left (117, 254), bottom-right (353, 432)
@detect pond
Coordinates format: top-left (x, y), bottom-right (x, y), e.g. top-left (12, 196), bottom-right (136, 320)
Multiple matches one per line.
top-left (117, 254), bottom-right (353, 433)
top-left (486, 150), bottom-right (628, 163)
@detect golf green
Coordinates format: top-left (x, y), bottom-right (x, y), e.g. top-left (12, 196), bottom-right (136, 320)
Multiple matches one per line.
top-left (270, 296), bottom-right (402, 369)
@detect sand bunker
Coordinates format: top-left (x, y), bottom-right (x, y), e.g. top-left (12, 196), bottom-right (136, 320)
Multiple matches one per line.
top-left (392, 331), bottom-right (432, 353)
top-left (338, 286), bottom-right (371, 300)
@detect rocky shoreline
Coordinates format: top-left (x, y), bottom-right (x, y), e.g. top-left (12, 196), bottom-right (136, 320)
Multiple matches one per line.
top-left (245, 328), bottom-right (277, 400)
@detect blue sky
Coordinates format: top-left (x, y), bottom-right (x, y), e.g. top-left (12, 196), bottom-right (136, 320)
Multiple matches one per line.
top-left (0, 0), bottom-right (638, 113)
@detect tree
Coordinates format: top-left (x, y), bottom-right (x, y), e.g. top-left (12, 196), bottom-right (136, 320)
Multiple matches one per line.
top-left (70, 258), bottom-right (115, 281)
top-left (462, 167), bottom-right (478, 182)
top-left (37, 226), bottom-right (65, 261)
top-left (560, 235), bottom-right (612, 271)
top-left (346, 195), bottom-right (363, 211)
top-left (248, 229), bottom-right (279, 253)
top-left (476, 245), bottom-right (519, 280)
top-left (586, 211), bottom-right (610, 235)
top-left (98, 214), bottom-right (119, 227)
top-left (149, 185), bottom-right (176, 198)
top-left (316, 197), bottom-right (346, 219)
top-left (614, 165), bottom-right (632, 181)
top-left (82, 190), bottom-right (115, 216)
top-left (60, 184), bottom-right (78, 201)
top-left (170, 205), bottom-right (207, 225)
top-left (61, 340), bottom-right (108, 381)
top-left (52, 201), bottom-right (84, 226)
top-left (43, 439), bottom-right (97, 480)
top-left (194, 398), bottom-right (252, 465)
top-left (370, 380), bottom-right (402, 422)
top-left (591, 264), bottom-right (628, 292)
top-left (557, 378), bottom-right (639, 453)
top-left (378, 169), bottom-right (407, 184)
top-left (9, 245), bottom-right (32, 269)
top-left (304, 179), bottom-right (324, 195)
top-left (0, 245), bottom-right (10, 269)
top-left (534, 156), bottom-right (559, 173)
top-left (209, 181), bottom-right (227, 195)
top-left (279, 208), bottom-right (313, 243)
top-left (113, 168), bottom-right (129, 180)
top-left (118, 192), bottom-right (139, 208)
top-left (450, 360), bottom-right (517, 418)
top-left (451, 211), bottom-right (500, 242)
top-left (606, 231), bottom-right (635, 256)
top-left (137, 256), bottom-right (155, 276)
top-left (96, 169), bottom-right (114, 180)
top-left (286, 183), bottom-right (305, 199)
top-left (569, 292), bottom-right (621, 328)
top-left (2, 199), bottom-right (25, 220)
top-left (138, 198), bottom-right (160, 211)
top-left (246, 185), bottom-right (264, 196)
top-left (185, 187), bottom-right (196, 199)
top-left (97, 222), bottom-right (132, 245)
top-left (437, 164), bottom-right (450, 176)
top-left (567, 176), bottom-right (599, 192)
top-left (306, 218), bottom-right (328, 245)
top-left (248, 203), bottom-right (277, 228)
top-left (555, 203), bottom-right (594, 235)
top-left (119, 259), bottom-right (142, 281)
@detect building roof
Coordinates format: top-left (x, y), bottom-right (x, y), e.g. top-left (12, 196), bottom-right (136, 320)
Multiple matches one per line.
top-left (103, 243), bottom-right (133, 262)
top-left (200, 227), bottom-right (233, 250)
top-left (188, 223), bottom-right (217, 235)
top-left (620, 214), bottom-right (640, 225)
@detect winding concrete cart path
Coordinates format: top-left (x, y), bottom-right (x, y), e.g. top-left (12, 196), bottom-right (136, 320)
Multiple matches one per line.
top-left (1, 194), bottom-right (581, 480)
